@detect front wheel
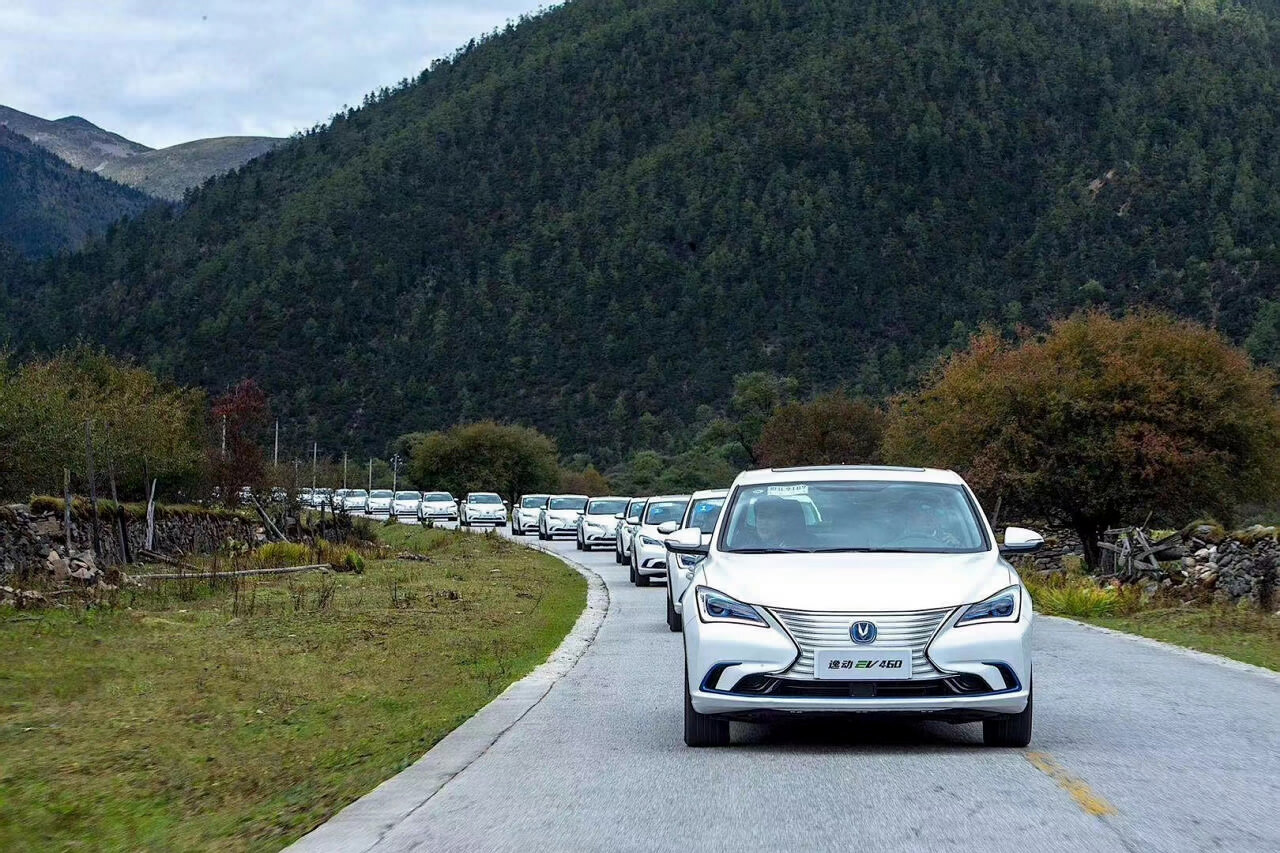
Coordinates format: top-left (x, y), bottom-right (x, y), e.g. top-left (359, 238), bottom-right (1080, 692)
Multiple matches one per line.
top-left (983, 683), bottom-right (1033, 747)
top-left (615, 541), bottom-right (624, 564)
top-left (684, 668), bottom-right (729, 747)
top-left (666, 587), bottom-right (681, 632)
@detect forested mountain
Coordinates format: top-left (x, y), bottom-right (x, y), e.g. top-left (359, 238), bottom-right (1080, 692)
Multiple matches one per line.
top-left (0, 127), bottom-right (155, 256)
top-left (9, 0), bottom-right (1280, 462)
top-left (0, 106), bottom-right (280, 200)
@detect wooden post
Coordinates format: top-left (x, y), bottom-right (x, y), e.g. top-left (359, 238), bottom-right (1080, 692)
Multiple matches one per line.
top-left (84, 419), bottom-right (102, 559)
top-left (108, 458), bottom-right (131, 565)
top-left (62, 467), bottom-right (72, 555)
top-left (144, 479), bottom-right (158, 551)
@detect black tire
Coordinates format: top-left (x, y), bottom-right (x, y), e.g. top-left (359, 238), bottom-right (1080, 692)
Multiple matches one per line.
top-left (983, 683), bottom-right (1033, 747)
top-left (684, 667), bottom-right (729, 747)
top-left (575, 535), bottom-right (583, 551)
top-left (615, 541), bottom-right (623, 564)
top-left (629, 559), bottom-right (637, 584)
top-left (511, 522), bottom-right (522, 536)
top-left (666, 587), bottom-right (681, 632)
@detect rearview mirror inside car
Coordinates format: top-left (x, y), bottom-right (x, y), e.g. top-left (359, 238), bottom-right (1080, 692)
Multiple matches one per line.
top-left (1000, 527), bottom-right (1044, 554)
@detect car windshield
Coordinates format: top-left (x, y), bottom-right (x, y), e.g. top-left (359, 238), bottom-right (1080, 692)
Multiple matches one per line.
top-left (371, 490), bottom-right (393, 498)
top-left (425, 493), bottom-right (452, 501)
top-left (626, 500), bottom-right (646, 522)
top-left (550, 497), bottom-right (587, 511)
top-left (395, 492), bottom-right (418, 500)
top-left (587, 498), bottom-right (628, 516)
top-left (470, 494), bottom-right (502, 504)
top-left (349, 490), bottom-right (368, 498)
top-left (644, 500), bottom-right (688, 525)
top-left (720, 481), bottom-right (987, 554)
top-left (521, 496), bottom-right (548, 508)
top-left (685, 497), bottom-right (725, 533)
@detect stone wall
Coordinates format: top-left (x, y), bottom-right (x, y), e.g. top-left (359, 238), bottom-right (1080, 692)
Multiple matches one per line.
top-left (1, 503), bottom-right (264, 584)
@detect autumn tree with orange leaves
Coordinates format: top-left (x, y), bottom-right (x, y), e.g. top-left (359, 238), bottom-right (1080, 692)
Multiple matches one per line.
top-left (883, 312), bottom-right (1280, 568)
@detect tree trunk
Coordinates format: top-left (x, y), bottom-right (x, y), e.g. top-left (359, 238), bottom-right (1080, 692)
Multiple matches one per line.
top-left (1072, 517), bottom-right (1106, 572)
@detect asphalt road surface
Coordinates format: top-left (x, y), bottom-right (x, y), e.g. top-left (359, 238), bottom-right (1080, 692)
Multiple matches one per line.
top-left (355, 524), bottom-right (1279, 852)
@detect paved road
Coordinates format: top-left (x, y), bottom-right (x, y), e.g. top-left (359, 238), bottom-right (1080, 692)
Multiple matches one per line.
top-left (358, 528), bottom-right (1278, 852)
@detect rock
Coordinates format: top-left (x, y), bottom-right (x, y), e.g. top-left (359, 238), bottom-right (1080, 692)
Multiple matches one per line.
top-left (1201, 572), bottom-right (1218, 586)
top-left (1182, 556), bottom-right (1197, 569)
top-left (46, 551), bottom-right (69, 581)
top-left (1195, 548), bottom-right (1212, 560)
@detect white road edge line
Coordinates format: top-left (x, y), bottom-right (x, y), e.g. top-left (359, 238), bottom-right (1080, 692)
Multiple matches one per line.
top-left (285, 538), bottom-right (609, 853)
top-left (1043, 614), bottom-right (1280, 684)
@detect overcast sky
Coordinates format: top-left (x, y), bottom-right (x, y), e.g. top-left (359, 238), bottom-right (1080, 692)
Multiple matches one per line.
top-left (1, 1), bottom-right (546, 149)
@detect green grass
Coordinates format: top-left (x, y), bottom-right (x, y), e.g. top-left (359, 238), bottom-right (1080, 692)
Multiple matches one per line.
top-left (1090, 608), bottom-right (1280, 671)
top-left (1023, 567), bottom-right (1279, 671)
top-left (0, 526), bottom-right (585, 851)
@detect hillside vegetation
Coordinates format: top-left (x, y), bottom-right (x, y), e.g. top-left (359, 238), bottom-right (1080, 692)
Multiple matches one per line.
top-left (10, 0), bottom-right (1280, 460)
top-left (0, 127), bottom-right (155, 256)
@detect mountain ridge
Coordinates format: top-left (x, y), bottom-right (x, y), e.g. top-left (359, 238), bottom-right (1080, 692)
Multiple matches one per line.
top-left (9, 0), bottom-right (1280, 461)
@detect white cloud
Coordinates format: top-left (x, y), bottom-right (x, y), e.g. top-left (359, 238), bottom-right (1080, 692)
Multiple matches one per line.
top-left (0, 0), bottom-right (546, 148)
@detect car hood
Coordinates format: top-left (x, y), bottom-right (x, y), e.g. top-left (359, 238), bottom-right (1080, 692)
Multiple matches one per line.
top-left (582, 513), bottom-right (615, 524)
top-left (704, 552), bottom-right (1014, 613)
top-left (546, 510), bottom-right (581, 520)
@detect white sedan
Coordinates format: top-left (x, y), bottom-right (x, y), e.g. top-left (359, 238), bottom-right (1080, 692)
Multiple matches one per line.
top-left (673, 465), bottom-right (1040, 748)
top-left (366, 489), bottom-right (394, 515)
top-left (662, 488), bottom-right (727, 632)
top-left (511, 494), bottom-right (550, 535)
top-left (628, 495), bottom-right (690, 586)
top-left (538, 495), bottom-right (587, 540)
top-left (418, 492), bottom-right (459, 522)
top-left (461, 492), bottom-right (507, 526)
top-left (393, 490), bottom-right (421, 517)
top-left (576, 496), bottom-right (630, 551)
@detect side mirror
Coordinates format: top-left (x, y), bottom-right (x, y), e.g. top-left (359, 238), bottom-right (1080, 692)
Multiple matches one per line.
top-left (666, 527), bottom-right (709, 556)
top-left (657, 521), bottom-right (680, 535)
top-left (614, 513), bottom-right (625, 520)
top-left (1000, 527), bottom-right (1044, 554)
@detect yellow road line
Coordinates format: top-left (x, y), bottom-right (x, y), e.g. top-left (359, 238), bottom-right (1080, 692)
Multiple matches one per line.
top-left (1025, 751), bottom-right (1118, 817)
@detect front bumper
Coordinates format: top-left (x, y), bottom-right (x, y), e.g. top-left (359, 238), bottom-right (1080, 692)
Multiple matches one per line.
top-left (685, 595), bottom-right (1033, 718)
top-left (635, 540), bottom-right (668, 575)
top-left (581, 526), bottom-right (614, 545)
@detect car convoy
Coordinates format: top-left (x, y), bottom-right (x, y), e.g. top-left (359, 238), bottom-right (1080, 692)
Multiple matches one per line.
top-left (289, 465), bottom-right (1042, 751)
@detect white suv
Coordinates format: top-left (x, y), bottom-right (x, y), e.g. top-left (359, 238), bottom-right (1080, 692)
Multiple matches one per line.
top-left (674, 466), bottom-right (1040, 748)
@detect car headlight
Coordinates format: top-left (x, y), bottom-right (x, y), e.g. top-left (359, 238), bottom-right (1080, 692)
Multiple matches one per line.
top-left (676, 554), bottom-right (704, 570)
top-left (956, 585), bottom-right (1022, 626)
top-left (694, 587), bottom-right (768, 627)
top-left (639, 535), bottom-right (662, 547)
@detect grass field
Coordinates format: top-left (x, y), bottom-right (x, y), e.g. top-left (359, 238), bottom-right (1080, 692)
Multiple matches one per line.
top-left (1022, 567), bottom-right (1280, 671)
top-left (0, 526), bottom-right (584, 851)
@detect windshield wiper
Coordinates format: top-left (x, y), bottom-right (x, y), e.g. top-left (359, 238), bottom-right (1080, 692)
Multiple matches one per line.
top-left (725, 547), bottom-right (816, 554)
top-left (812, 548), bottom-right (920, 553)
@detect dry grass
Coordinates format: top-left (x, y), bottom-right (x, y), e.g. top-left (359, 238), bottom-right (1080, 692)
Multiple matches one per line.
top-left (0, 526), bottom-right (584, 851)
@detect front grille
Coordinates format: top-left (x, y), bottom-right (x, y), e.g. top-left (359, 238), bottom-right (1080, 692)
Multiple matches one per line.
top-left (731, 673), bottom-right (991, 697)
top-left (769, 606), bottom-right (953, 679)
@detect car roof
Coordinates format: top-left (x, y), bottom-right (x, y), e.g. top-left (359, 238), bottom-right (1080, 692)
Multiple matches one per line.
top-left (734, 465), bottom-right (963, 486)
top-left (549, 494), bottom-right (589, 500)
top-left (587, 495), bottom-right (630, 503)
top-left (690, 488), bottom-right (730, 500)
top-left (645, 494), bottom-right (691, 503)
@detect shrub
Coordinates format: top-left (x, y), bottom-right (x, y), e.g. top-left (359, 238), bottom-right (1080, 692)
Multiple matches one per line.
top-left (1022, 570), bottom-right (1142, 618)
top-left (254, 542), bottom-right (312, 569)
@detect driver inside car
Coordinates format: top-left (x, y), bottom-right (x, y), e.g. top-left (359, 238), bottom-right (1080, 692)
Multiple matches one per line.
top-left (738, 497), bottom-right (808, 549)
